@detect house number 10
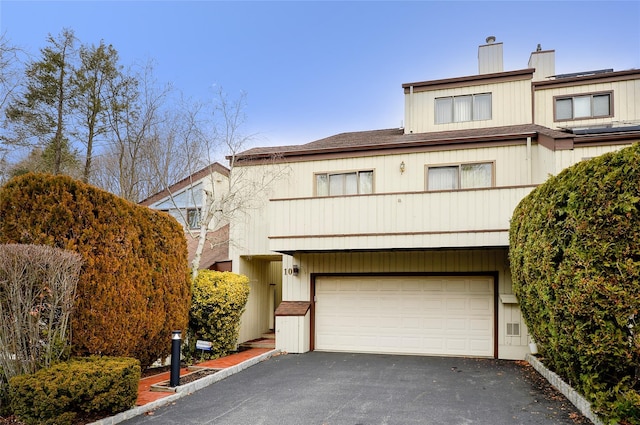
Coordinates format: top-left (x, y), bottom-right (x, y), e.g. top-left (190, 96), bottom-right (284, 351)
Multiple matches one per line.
top-left (283, 268), bottom-right (295, 275)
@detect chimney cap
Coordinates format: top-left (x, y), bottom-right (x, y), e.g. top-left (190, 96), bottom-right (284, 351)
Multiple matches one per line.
top-left (485, 36), bottom-right (496, 44)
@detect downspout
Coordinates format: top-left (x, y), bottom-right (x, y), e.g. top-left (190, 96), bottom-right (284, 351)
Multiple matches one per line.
top-left (526, 136), bottom-right (532, 184)
top-left (409, 85), bottom-right (414, 134)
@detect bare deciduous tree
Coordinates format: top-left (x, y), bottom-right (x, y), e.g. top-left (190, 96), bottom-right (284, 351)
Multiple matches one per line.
top-left (0, 33), bottom-right (26, 182)
top-left (72, 41), bottom-right (121, 183)
top-left (152, 87), bottom-right (289, 279)
top-left (94, 60), bottom-right (172, 202)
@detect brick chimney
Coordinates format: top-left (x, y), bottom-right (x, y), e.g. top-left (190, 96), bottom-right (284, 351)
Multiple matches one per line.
top-left (478, 36), bottom-right (504, 74)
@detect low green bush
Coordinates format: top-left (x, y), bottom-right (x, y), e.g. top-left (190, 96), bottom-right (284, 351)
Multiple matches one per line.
top-left (510, 143), bottom-right (640, 424)
top-left (9, 356), bottom-right (140, 425)
top-left (185, 271), bottom-right (250, 361)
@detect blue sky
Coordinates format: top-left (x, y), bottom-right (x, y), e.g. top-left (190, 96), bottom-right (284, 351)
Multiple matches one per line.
top-left (1, 1), bottom-right (639, 149)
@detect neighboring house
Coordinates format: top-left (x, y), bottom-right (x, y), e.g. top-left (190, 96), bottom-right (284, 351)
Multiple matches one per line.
top-left (141, 162), bottom-right (232, 271)
top-left (234, 38), bottom-right (639, 360)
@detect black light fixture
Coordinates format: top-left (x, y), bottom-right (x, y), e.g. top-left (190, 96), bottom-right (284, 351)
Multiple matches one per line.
top-left (292, 265), bottom-right (299, 276)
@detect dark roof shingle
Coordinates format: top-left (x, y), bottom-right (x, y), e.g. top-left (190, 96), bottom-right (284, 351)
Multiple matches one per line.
top-left (235, 124), bottom-right (572, 160)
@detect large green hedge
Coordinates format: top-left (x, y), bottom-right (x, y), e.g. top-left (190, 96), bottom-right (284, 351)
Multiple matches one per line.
top-left (510, 144), bottom-right (640, 423)
top-left (0, 173), bottom-right (191, 368)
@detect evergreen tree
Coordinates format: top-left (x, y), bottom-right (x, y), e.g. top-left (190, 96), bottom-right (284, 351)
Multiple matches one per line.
top-left (5, 29), bottom-right (79, 175)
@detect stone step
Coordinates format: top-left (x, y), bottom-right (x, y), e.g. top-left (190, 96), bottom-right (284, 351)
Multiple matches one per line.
top-left (239, 336), bottom-right (275, 350)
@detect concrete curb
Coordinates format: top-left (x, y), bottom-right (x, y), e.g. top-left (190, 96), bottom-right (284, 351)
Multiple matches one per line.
top-left (525, 353), bottom-right (604, 425)
top-left (88, 349), bottom-right (280, 425)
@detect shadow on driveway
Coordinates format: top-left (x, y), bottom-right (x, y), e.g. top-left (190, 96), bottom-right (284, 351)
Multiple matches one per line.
top-left (122, 351), bottom-right (591, 425)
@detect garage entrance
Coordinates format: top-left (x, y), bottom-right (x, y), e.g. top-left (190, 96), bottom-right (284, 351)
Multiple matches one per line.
top-left (313, 275), bottom-right (496, 357)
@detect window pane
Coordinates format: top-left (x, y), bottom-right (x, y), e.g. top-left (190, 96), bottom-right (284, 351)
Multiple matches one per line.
top-left (593, 94), bottom-right (610, 116)
top-left (461, 163), bottom-right (492, 188)
top-left (435, 98), bottom-right (453, 124)
top-left (187, 209), bottom-right (200, 229)
top-left (428, 166), bottom-right (458, 190)
top-left (344, 173), bottom-right (358, 195)
top-left (454, 95), bottom-right (472, 122)
top-left (573, 96), bottom-right (591, 118)
top-left (329, 174), bottom-right (344, 195)
top-left (316, 174), bottom-right (328, 196)
top-left (556, 98), bottom-right (572, 120)
top-left (473, 94), bottom-right (492, 120)
top-left (359, 171), bottom-right (373, 194)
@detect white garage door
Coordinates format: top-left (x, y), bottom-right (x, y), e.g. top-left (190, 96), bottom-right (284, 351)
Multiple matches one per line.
top-left (315, 276), bottom-right (494, 357)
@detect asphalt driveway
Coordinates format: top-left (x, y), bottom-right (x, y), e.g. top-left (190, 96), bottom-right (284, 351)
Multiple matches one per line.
top-left (122, 352), bottom-right (590, 425)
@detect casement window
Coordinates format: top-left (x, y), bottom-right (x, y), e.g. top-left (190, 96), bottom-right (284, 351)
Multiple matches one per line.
top-left (555, 92), bottom-right (612, 121)
top-left (427, 162), bottom-right (493, 191)
top-left (187, 208), bottom-right (201, 229)
top-left (316, 170), bottom-right (373, 196)
top-left (435, 93), bottom-right (492, 124)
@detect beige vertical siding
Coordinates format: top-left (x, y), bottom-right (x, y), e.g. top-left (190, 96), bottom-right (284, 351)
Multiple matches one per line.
top-left (275, 313), bottom-right (310, 353)
top-left (404, 79), bottom-right (533, 134)
top-left (277, 249), bottom-right (529, 359)
top-left (237, 257), bottom-right (283, 343)
top-left (533, 79), bottom-right (640, 129)
top-left (531, 143), bottom-right (633, 182)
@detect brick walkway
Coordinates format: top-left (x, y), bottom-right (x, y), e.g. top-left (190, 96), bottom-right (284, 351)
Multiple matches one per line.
top-left (136, 348), bottom-right (272, 406)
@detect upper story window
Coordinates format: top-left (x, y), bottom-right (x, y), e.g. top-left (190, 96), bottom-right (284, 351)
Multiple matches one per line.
top-left (435, 93), bottom-right (492, 124)
top-left (426, 162), bottom-right (493, 191)
top-left (187, 208), bottom-right (201, 229)
top-left (555, 92), bottom-right (612, 121)
top-left (316, 170), bottom-right (373, 196)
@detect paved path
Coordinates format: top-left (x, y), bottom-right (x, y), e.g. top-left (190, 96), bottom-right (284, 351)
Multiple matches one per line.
top-left (123, 352), bottom-right (591, 425)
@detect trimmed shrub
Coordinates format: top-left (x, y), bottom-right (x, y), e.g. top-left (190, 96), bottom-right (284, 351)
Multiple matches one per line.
top-left (9, 356), bottom-right (140, 425)
top-left (186, 271), bottom-right (250, 360)
top-left (0, 173), bottom-right (191, 368)
top-left (0, 244), bottom-right (82, 413)
top-left (510, 143), bottom-right (640, 423)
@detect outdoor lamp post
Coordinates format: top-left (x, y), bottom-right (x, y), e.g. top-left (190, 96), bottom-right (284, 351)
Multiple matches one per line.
top-left (170, 330), bottom-right (181, 387)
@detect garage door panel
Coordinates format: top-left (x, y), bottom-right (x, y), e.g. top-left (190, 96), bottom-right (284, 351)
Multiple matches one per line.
top-left (423, 298), bottom-right (443, 311)
top-left (402, 316), bottom-right (421, 329)
top-left (470, 338), bottom-right (492, 353)
top-left (446, 297), bottom-right (467, 311)
top-left (470, 318), bottom-right (492, 331)
top-left (315, 276), bottom-right (494, 357)
top-left (469, 297), bottom-right (492, 312)
top-left (423, 317), bottom-right (444, 330)
top-left (399, 279), bottom-right (423, 291)
top-left (446, 338), bottom-right (467, 351)
top-left (445, 280), bottom-right (467, 292)
top-left (423, 280), bottom-right (444, 291)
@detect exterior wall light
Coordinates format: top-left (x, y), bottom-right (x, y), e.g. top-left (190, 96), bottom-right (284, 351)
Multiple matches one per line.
top-left (400, 161), bottom-right (406, 174)
top-left (292, 265), bottom-right (299, 276)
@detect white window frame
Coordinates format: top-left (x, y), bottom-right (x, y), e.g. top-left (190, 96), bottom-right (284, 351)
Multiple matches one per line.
top-left (425, 162), bottom-right (494, 191)
top-left (315, 170), bottom-right (374, 197)
top-left (554, 91), bottom-right (612, 121)
top-left (435, 93), bottom-right (492, 124)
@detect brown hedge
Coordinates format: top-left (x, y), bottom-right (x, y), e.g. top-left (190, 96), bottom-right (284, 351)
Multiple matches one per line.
top-left (0, 173), bottom-right (191, 368)
top-left (510, 144), bottom-right (640, 423)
